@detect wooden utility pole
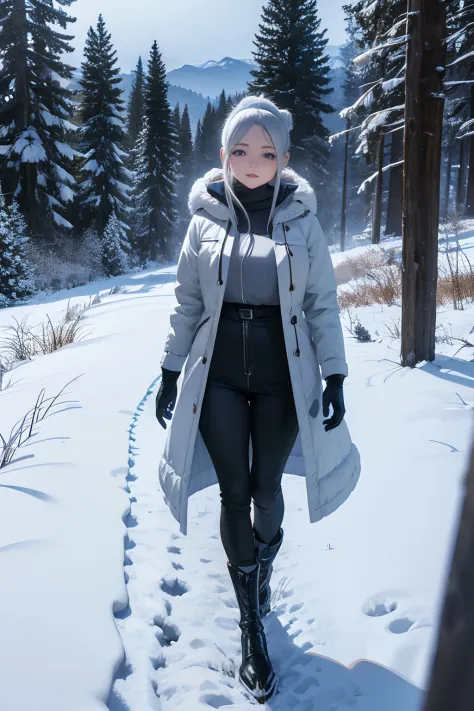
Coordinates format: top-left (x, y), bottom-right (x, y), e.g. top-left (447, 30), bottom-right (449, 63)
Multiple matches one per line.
top-left (340, 117), bottom-right (351, 252)
top-left (423, 435), bottom-right (474, 711)
top-left (401, 0), bottom-right (447, 368)
top-left (371, 127), bottom-right (385, 245)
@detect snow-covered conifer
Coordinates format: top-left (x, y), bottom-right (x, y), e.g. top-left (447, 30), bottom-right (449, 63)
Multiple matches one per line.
top-left (0, 0), bottom-right (79, 238)
top-left (101, 211), bottom-right (130, 277)
top-left (0, 196), bottom-right (34, 307)
top-left (133, 40), bottom-right (177, 263)
top-left (78, 15), bottom-right (131, 236)
top-left (127, 56), bottom-right (145, 148)
top-left (248, 0), bottom-right (334, 187)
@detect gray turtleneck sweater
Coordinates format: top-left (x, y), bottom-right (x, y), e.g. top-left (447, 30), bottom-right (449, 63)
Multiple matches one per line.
top-left (207, 180), bottom-right (297, 306)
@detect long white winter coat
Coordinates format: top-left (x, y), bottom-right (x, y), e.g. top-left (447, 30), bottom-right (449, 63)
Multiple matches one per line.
top-left (159, 167), bottom-right (361, 535)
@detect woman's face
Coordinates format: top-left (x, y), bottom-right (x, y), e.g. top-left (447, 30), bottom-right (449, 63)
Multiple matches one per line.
top-left (220, 123), bottom-right (290, 189)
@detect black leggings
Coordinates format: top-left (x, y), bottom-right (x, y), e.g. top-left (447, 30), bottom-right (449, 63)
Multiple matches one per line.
top-left (199, 302), bottom-right (299, 567)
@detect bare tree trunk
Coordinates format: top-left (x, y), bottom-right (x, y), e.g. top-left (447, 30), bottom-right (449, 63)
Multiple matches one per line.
top-left (423, 434), bottom-right (474, 711)
top-left (443, 140), bottom-right (453, 220)
top-left (340, 118), bottom-right (351, 252)
top-left (465, 87), bottom-right (474, 217)
top-left (371, 128), bottom-right (385, 245)
top-left (457, 137), bottom-right (467, 215)
top-left (386, 129), bottom-right (403, 235)
top-left (401, 0), bottom-right (446, 368)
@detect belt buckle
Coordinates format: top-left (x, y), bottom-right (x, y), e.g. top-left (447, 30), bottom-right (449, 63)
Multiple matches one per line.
top-left (239, 308), bottom-right (253, 320)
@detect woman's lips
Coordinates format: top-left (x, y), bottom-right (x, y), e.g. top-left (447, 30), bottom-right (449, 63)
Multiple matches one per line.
top-left (246, 174), bottom-right (259, 178)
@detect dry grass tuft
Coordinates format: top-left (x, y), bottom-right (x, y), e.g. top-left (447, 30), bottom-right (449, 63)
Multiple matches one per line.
top-left (338, 263), bottom-right (402, 309)
top-left (334, 247), bottom-right (398, 286)
top-left (0, 299), bottom-right (92, 362)
top-left (437, 269), bottom-right (474, 308)
top-left (0, 376), bottom-right (83, 469)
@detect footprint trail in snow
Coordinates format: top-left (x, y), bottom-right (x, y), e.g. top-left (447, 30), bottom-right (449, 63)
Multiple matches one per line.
top-left (108, 376), bottom-right (366, 710)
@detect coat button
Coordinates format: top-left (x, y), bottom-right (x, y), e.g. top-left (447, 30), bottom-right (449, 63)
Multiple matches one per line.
top-left (285, 225), bottom-right (291, 231)
top-left (192, 404), bottom-right (197, 413)
top-left (291, 315), bottom-right (297, 325)
top-left (202, 356), bottom-right (207, 364)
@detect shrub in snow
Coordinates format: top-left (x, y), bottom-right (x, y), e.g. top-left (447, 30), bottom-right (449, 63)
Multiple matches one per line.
top-left (345, 311), bottom-right (373, 343)
top-left (101, 213), bottom-right (130, 277)
top-left (354, 322), bottom-right (372, 343)
top-left (0, 197), bottom-right (35, 307)
top-left (26, 230), bottom-right (105, 295)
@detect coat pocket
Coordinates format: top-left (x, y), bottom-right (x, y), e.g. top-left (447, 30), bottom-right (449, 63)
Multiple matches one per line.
top-left (295, 322), bottom-right (320, 404)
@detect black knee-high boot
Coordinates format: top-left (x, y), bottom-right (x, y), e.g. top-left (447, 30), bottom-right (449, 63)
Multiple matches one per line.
top-left (226, 561), bottom-right (277, 703)
top-left (254, 527), bottom-right (284, 618)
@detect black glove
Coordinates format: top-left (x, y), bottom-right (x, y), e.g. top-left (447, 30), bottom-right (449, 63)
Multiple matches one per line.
top-left (322, 374), bottom-right (346, 432)
top-left (156, 367), bottom-right (181, 429)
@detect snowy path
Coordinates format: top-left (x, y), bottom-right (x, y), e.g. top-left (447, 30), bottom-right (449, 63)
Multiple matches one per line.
top-left (1, 246), bottom-right (472, 710)
top-left (108, 365), bottom-right (427, 710)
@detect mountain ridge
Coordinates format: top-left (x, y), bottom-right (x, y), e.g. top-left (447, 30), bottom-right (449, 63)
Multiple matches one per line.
top-left (68, 50), bottom-right (344, 135)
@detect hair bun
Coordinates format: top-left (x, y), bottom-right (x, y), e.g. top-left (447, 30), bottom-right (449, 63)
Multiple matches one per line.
top-left (228, 94), bottom-right (293, 133)
top-left (278, 109), bottom-right (293, 132)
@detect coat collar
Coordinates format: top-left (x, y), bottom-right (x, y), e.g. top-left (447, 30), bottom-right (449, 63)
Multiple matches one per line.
top-left (188, 167), bottom-right (318, 226)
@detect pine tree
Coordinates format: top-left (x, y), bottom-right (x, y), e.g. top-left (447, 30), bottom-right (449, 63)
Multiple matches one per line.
top-left (194, 119), bottom-right (204, 174)
top-left (216, 90), bottom-right (228, 131)
top-left (127, 56), bottom-right (145, 148)
top-left (0, 196), bottom-right (34, 307)
top-left (195, 101), bottom-right (218, 175)
top-left (172, 103), bottom-right (181, 136)
top-left (78, 14), bottom-right (131, 236)
top-left (248, 0), bottom-right (334, 187)
top-left (176, 104), bottom-right (195, 220)
top-left (101, 211), bottom-right (130, 277)
top-left (134, 40), bottom-right (177, 263)
top-left (0, 0), bottom-right (78, 239)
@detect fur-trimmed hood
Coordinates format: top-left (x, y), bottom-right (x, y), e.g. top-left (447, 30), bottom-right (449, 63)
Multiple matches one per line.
top-left (188, 167), bottom-right (317, 223)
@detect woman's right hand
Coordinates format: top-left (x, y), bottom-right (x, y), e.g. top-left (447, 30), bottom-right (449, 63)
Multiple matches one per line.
top-left (156, 368), bottom-right (181, 429)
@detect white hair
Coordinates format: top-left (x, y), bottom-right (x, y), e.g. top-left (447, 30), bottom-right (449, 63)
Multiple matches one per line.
top-left (221, 95), bottom-right (293, 233)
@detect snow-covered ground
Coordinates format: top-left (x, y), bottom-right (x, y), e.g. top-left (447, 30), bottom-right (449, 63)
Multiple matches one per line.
top-left (1, 226), bottom-right (473, 711)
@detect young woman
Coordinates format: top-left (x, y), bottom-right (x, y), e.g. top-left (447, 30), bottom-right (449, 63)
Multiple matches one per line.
top-left (155, 95), bottom-right (360, 703)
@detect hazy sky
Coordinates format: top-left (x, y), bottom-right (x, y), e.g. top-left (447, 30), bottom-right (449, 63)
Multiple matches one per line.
top-left (68, 0), bottom-right (347, 74)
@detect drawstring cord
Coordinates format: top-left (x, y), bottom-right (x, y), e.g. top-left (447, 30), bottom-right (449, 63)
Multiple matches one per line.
top-left (292, 316), bottom-right (301, 357)
top-left (217, 219), bottom-right (231, 285)
top-left (284, 221), bottom-right (299, 355)
top-left (283, 223), bottom-right (295, 292)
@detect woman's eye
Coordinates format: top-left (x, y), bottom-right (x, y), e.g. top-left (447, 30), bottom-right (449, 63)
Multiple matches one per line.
top-left (264, 153), bottom-right (276, 160)
top-left (232, 149), bottom-right (245, 156)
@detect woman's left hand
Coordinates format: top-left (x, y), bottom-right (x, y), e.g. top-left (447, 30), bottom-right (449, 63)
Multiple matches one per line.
top-left (322, 374), bottom-right (346, 432)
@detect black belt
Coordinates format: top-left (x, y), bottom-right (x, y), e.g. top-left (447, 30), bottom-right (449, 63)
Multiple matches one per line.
top-left (221, 302), bottom-right (281, 320)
